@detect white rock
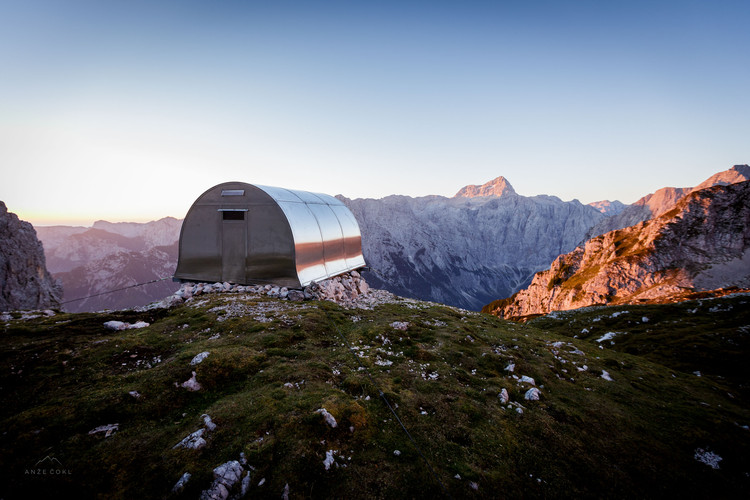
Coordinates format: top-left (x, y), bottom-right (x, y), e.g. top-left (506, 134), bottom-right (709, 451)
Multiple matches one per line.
top-left (128, 391), bottom-right (141, 399)
top-left (393, 450), bottom-right (401, 456)
top-left (524, 388), bottom-right (541, 401)
top-left (520, 375), bottom-right (535, 385)
top-left (200, 460), bottom-right (244, 499)
top-left (173, 428), bottom-right (206, 450)
top-left (182, 371), bottom-right (202, 391)
top-left (694, 448), bottom-right (722, 469)
top-left (316, 408), bottom-right (338, 428)
top-left (202, 414), bottom-right (217, 431)
top-left (190, 351), bottom-right (210, 366)
top-left (390, 321), bottom-right (410, 330)
top-left (601, 370), bottom-right (613, 381)
top-left (103, 320), bottom-right (127, 331)
top-left (103, 320), bottom-right (150, 330)
top-left (88, 423), bottom-right (119, 437)
top-left (504, 363), bottom-right (515, 372)
top-left (596, 332), bottom-right (618, 343)
top-left (213, 460), bottom-right (243, 486)
top-left (323, 450), bottom-right (336, 470)
top-left (241, 471), bottom-right (251, 496)
top-left (499, 388), bottom-right (509, 404)
top-left (172, 472), bottom-right (191, 493)
top-left (282, 483), bottom-right (290, 500)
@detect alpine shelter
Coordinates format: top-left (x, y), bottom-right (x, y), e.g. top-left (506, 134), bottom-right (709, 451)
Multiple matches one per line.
top-left (173, 182), bottom-right (366, 288)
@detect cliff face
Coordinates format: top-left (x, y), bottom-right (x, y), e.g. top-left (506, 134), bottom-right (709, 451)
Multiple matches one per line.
top-left (0, 201), bottom-right (62, 311)
top-left (586, 165), bottom-right (750, 240)
top-left (342, 178), bottom-right (605, 310)
top-left (486, 181), bottom-right (750, 318)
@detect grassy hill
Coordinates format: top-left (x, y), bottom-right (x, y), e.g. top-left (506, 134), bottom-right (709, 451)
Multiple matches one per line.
top-left (1, 292), bottom-right (749, 498)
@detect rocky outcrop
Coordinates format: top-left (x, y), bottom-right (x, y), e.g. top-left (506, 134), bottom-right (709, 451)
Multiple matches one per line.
top-left (342, 179), bottom-right (605, 310)
top-left (152, 271), bottom-right (398, 311)
top-left (586, 165), bottom-right (750, 240)
top-left (485, 181), bottom-right (750, 318)
top-left (0, 201), bottom-right (62, 311)
top-left (588, 200), bottom-right (626, 216)
top-left (454, 176), bottom-right (516, 198)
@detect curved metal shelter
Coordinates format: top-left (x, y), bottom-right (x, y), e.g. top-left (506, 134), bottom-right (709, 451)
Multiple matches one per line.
top-left (174, 182), bottom-right (365, 288)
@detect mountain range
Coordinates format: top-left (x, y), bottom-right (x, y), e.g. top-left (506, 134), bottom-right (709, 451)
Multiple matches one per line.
top-left (30, 164), bottom-right (750, 314)
top-left (485, 179), bottom-right (750, 319)
top-left (35, 219), bottom-right (182, 312)
top-left (340, 176), bottom-right (606, 309)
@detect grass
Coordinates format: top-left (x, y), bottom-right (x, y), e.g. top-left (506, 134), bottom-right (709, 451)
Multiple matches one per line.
top-left (1, 293), bottom-right (749, 498)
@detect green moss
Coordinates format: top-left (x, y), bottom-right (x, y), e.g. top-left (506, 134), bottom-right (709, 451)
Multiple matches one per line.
top-left (1, 295), bottom-right (749, 498)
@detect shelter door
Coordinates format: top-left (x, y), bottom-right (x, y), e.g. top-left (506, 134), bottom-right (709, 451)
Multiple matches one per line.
top-left (221, 220), bottom-right (247, 283)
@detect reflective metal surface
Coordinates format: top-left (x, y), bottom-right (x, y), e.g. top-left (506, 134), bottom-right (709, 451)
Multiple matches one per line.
top-left (174, 182), bottom-right (365, 287)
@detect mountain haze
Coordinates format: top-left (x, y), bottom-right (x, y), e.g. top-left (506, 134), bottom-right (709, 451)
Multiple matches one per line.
top-left (36, 218), bottom-right (182, 312)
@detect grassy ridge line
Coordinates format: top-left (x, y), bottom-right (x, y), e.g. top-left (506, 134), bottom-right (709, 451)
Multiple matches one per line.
top-left (0, 294), bottom-right (748, 498)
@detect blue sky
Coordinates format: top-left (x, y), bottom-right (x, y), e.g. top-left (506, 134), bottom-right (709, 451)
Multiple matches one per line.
top-left (2, 0), bottom-right (748, 225)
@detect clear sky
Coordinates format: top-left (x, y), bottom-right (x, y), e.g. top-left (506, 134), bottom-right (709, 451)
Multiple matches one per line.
top-left (2, 0), bottom-right (748, 226)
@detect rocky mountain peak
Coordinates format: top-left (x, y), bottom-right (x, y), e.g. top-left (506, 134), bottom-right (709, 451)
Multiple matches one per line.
top-left (691, 164), bottom-right (750, 192)
top-left (454, 176), bottom-right (516, 198)
top-left (0, 201), bottom-right (62, 311)
top-left (485, 180), bottom-right (750, 319)
top-left (585, 164), bottom-right (750, 240)
top-left (588, 200), bottom-right (626, 216)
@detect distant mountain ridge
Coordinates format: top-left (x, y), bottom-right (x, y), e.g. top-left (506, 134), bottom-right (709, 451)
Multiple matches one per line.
top-left (32, 164), bottom-right (749, 313)
top-left (36, 217), bottom-right (181, 312)
top-left (586, 164), bottom-right (750, 240)
top-left (341, 186), bottom-right (604, 310)
top-left (485, 180), bottom-right (750, 319)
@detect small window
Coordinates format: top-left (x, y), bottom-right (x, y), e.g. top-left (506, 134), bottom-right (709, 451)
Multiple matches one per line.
top-left (221, 189), bottom-right (245, 196)
top-left (222, 211), bottom-right (245, 220)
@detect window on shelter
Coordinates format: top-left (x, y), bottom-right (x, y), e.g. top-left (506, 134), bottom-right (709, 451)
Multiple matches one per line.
top-left (222, 211), bottom-right (245, 220)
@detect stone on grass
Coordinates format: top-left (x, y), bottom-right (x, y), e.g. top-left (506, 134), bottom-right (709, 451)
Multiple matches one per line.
top-left (182, 371), bottom-right (202, 391)
top-left (173, 428), bottom-right (207, 450)
top-left (202, 414), bottom-right (217, 431)
top-left (323, 450), bottom-right (337, 470)
top-left (103, 320), bottom-right (150, 331)
top-left (498, 388), bottom-right (509, 404)
top-left (199, 460), bottom-right (244, 500)
top-left (524, 387), bottom-right (542, 401)
top-left (190, 351), bottom-right (210, 366)
top-left (88, 423), bottom-right (119, 438)
top-left (172, 472), bottom-right (191, 493)
top-left (694, 448), bottom-right (722, 469)
top-left (316, 408), bottom-right (338, 428)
